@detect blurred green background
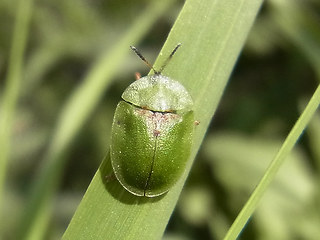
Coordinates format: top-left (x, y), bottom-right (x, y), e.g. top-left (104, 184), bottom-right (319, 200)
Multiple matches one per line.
top-left (1, 0), bottom-right (320, 239)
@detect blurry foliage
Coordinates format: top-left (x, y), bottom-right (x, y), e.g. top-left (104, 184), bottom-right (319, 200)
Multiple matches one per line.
top-left (0, 0), bottom-right (320, 239)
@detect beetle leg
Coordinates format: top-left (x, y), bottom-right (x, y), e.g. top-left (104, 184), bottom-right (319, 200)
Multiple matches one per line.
top-left (135, 72), bottom-right (141, 80)
top-left (105, 173), bottom-right (116, 183)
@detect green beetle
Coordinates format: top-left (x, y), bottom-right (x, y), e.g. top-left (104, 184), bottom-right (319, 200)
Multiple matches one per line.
top-left (110, 44), bottom-right (195, 197)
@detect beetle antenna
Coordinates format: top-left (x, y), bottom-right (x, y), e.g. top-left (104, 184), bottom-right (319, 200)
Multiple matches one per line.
top-left (130, 46), bottom-right (158, 74)
top-left (158, 43), bottom-right (181, 74)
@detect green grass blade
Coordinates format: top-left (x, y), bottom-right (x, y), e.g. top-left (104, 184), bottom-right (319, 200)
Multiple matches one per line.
top-left (16, 1), bottom-right (176, 239)
top-left (62, 0), bottom-right (263, 239)
top-left (223, 84), bottom-right (320, 239)
top-left (0, 0), bottom-right (34, 201)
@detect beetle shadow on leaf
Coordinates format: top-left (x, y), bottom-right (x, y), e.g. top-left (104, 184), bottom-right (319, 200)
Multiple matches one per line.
top-left (99, 152), bottom-right (165, 205)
